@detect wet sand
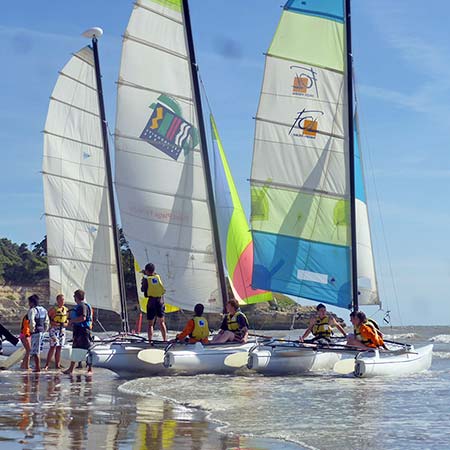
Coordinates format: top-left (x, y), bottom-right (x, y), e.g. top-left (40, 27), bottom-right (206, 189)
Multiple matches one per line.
top-left (0, 368), bottom-right (302, 449)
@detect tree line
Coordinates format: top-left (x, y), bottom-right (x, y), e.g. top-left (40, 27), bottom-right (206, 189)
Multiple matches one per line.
top-left (0, 230), bottom-right (136, 289)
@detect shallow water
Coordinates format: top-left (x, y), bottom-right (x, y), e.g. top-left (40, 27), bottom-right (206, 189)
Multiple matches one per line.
top-left (0, 326), bottom-right (449, 449)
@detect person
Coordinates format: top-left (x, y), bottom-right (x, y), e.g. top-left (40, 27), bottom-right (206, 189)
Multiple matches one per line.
top-left (212, 299), bottom-right (249, 344)
top-left (347, 311), bottom-right (386, 350)
top-left (63, 289), bottom-right (93, 375)
top-left (19, 314), bottom-right (31, 369)
top-left (141, 263), bottom-right (167, 342)
top-left (27, 294), bottom-right (50, 372)
top-left (300, 303), bottom-right (347, 343)
top-left (44, 294), bottom-right (69, 370)
top-left (172, 303), bottom-right (209, 344)
top-left (0, 322), bottom-right (19, 355)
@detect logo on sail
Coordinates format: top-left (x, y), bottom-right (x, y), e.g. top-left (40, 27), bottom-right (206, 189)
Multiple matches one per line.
top-left (289, 109), bottom-right (324, 139)
top-left (140, 94), bottom-right (198, 160)
top-left (290, 66), bottom-right (318, 98)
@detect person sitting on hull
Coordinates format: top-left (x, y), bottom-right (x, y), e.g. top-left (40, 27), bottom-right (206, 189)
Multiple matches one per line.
top-left (346, 311), bottom-right (386, 350)
top-left (300, 303), bottom-right (347, 344)
top-left (172, 303), bottom-right (210, 344)
top-left (212, 299), bottom-right (249, 344)
top-left (141, 263), bottom-right (167, 343)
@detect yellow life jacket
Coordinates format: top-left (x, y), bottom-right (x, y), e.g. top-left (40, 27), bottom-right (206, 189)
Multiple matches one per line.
top-left (146, 274), bottom-right (166, 297)
top-left (190, 316), bottom-right (209, 340)
top-left (226, 311), bottom-right (249, 332)
top-left (52, 306), bottom-right (69, 325)
top-left (312, 315), bottom-right (332, 339)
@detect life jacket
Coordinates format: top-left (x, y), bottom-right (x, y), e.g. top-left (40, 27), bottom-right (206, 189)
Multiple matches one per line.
top-left (355, 320), bottom-right (384, 348)
top-left (190, 316), bottom-right (209, 340)
top-left (226, 310), bottom-right (249, 332)
top-left (312, 315), bottom-right (332, 339)
top-left (32, 306), bottom-right (48, 333)
top-left (21, 315), bottom-right (31, 337)
top-left (146, 274), bottom-right (166, 298)
top-left (51, 305), bottom-right (69, 327)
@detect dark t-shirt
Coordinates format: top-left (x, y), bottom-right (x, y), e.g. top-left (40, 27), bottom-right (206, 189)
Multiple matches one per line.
top-left (73, 303), bottom-right (89, 328)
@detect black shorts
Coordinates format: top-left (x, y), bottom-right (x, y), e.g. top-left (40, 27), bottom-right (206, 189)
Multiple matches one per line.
top-left (147, 297), bottom-right (165, 321)
top-left (72, 326), bottom-right (93, 350)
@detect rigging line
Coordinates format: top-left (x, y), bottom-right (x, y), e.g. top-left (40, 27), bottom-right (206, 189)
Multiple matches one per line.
top-left (353, 75), bottom-right (403, 326)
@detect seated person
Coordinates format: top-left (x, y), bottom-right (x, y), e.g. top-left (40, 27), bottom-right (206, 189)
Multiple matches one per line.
top-left (173, 303), bottom-right (209, 344)
top-left (300, 303), bottom-right (347, 343)
top-left (347, 311), bottom-right (386, 350)
top-left (212, 299), bottom-right (249, 344)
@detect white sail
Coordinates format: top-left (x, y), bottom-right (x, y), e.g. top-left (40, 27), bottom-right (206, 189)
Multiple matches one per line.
top-left (114, 0), bottom-right (222, 312)
top-left (43, 46), bottom-right (121, 312)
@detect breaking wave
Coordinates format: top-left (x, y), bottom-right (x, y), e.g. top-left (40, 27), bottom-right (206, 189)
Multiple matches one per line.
top-left (430, 335), bottom-right (450, 344)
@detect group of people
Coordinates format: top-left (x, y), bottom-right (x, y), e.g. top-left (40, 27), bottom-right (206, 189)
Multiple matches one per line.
top-left (140, 263), bottom-right (250, 346)
top-left (1, 262), bottom-right (386, 375)
top-left (16, 289), bottom-right (94, 374)
top-left (300, 303), bottom-right (385, 350)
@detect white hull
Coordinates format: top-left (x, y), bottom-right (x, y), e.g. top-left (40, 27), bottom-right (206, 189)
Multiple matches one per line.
top-left (248, 344), bottom-right (341, 375)
top-left (163, 342), bottom-right (254, 374)
top-left (354, 344), bottom-right (433, 378)
top-left (89, 341), bottom-right (167, 377)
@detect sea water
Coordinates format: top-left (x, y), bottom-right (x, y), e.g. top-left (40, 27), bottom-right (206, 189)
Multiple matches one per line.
top-left (0, 326), bottom-right (449, 449)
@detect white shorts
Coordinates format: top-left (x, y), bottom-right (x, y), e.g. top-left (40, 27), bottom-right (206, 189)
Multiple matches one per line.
top-left (49, 326), bottom-right (66, 347)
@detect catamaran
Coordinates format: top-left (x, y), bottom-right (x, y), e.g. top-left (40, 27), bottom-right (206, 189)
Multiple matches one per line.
top-left (231, 0), bottom-right (433, 377)
top-left (114, 0), bottom-right (273, 375)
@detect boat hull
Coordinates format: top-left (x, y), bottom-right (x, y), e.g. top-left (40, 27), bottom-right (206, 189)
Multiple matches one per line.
top-left (354, 344), bottom-right (433, 378)
top-left (90, 341), bottom-right (166, 377)
top-left (163, 342), bottom-right (254, 374)
top-left (248, 345), bottom-right (341, 375)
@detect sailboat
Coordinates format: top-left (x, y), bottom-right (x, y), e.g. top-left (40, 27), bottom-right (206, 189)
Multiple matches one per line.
top-left (241, 0), bottom-right (433, 376)
top-left (113, 0), bottom-right (273, 375)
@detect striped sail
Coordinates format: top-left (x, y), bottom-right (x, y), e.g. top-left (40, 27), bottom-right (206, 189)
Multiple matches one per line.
top-left (250, 0), bottom-right (379, 308)
top-left (211, 115), bottom-right (272, 305)
top-left (42, 46), bottom-right (121, 312)
top-left (115, 0), bottom-right (223, 312)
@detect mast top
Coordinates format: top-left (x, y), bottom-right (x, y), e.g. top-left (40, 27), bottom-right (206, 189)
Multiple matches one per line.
top-left (82, 27), bottom-right (103, 39)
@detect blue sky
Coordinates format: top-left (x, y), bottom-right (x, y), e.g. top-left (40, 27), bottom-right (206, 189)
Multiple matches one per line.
top-left (1, 1), bottom-right (449, 325)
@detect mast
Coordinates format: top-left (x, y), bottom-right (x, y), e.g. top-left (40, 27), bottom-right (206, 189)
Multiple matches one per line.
top-left (345, 1), bottom-right (358, 313)
top-left (86, 28), bottom-right (130, 331)
top-left (181, 0), bottom-right (229, 313)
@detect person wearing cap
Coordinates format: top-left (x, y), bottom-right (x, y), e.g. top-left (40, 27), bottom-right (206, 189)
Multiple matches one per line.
top-left (300, 303), bottom-right (347, 343)
top-left (141, 263), bottom-right (167, 342)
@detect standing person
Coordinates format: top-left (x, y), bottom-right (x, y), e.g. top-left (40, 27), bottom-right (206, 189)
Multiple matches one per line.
top-left (63, 289), bottom-right (93, 375)
top-left (172, 303), bottom-right (209, 344)
top-left (212, 299), bottom-right (249, 344)
top-left (44, 294), bottom-right (69, 370)
top-left (300, 303), bottom-right (347, 343)
top-left (141, 263), bottom-right (167, 342)
top-left (27, 294), bottom-right (50, 373)
top-left (19, 314), bottom-right (31, 369)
